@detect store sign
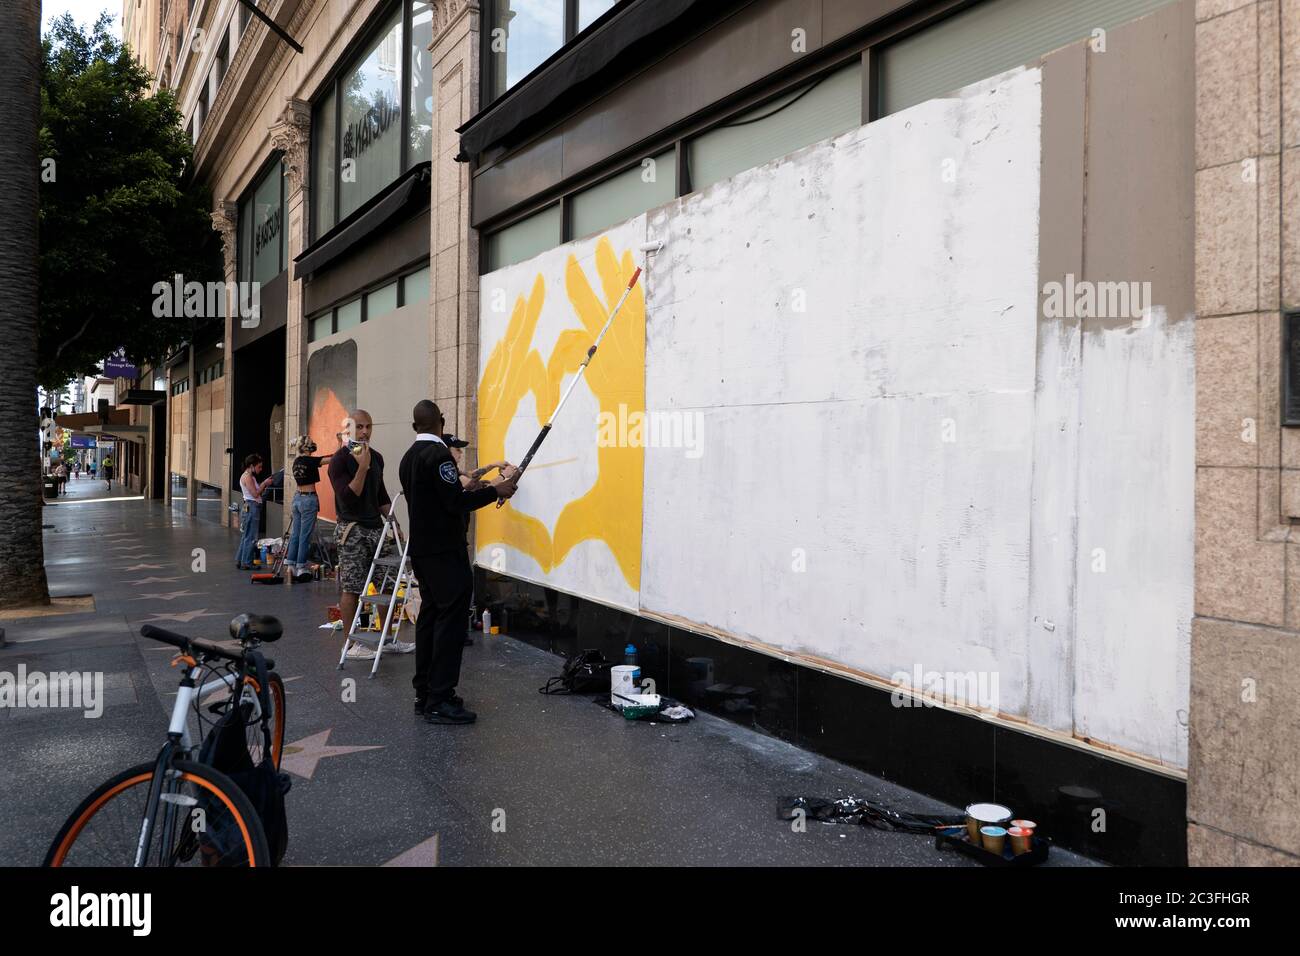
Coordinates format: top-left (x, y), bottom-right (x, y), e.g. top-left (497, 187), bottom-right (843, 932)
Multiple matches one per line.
top-left (104, 348), bottom-right (137, 380)
top-left (343, 91), bottom-right (400, 162)
top-left (71, 435), bottom-right (97, 449)
top-left (254, 206), bottom-right (282, 256)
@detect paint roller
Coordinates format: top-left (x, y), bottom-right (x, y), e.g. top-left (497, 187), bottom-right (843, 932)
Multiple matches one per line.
top-left (495, 239), bottom-right (664, 508)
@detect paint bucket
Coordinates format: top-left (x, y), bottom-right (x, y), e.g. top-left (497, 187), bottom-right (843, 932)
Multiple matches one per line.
top-left (611, 665), bottom-right (639, 705)
top-left (1011, 818), bottom-right (1037, 832)
top-left (965, 803), bottom-right (1012, 842)
top-left (980, 826), bottom-right (1008, 854)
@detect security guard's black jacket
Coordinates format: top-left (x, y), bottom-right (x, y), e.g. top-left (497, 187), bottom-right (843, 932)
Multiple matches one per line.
top-left (399, 438), bottom-right (497, 556)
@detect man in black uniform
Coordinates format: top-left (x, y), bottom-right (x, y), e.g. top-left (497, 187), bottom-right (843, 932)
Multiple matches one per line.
top-left (400, 400), bottom-right (517, 724)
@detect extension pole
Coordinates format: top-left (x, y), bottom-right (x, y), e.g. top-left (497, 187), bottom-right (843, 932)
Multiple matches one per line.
top-left (496, 265), bottom-right (644, 508)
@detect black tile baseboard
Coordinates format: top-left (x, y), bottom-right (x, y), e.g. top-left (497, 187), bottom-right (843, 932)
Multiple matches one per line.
top-left (476, 570), bottom-right (1187, 866)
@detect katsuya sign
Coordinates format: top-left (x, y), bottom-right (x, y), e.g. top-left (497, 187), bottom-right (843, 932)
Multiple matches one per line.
top-left (254, 206), bottom-right (282, 256)
top-left (343, 91), bottom-right (400, 163)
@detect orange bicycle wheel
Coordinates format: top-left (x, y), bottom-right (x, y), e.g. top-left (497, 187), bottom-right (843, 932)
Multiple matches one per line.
top-left (44, 759), bottom-right (271, 867)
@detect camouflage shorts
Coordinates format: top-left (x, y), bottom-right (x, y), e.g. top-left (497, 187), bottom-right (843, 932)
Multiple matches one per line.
top-left (336, 522), bottom-right (392, 595)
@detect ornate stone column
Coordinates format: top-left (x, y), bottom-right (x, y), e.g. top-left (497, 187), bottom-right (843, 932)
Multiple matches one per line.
top-left (270, 98), bottom-right (311, 532)
top-left (429, 0), bottom-right (481, 445)
top-left (211, 199), bottom-right (239, 529)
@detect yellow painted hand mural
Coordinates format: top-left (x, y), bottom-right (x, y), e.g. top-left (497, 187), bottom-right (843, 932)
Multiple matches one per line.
top-left (476, 236), bottom-right (646, 591)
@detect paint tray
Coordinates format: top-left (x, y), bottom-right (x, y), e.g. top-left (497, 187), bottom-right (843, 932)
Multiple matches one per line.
top-left (934, 827), bottom-right (1051, 867)
top-left (613, 692), bottom-right (661, 719)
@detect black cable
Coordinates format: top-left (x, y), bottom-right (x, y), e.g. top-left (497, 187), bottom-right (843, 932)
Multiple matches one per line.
top-left (718, 73), bottom-right (830, 129)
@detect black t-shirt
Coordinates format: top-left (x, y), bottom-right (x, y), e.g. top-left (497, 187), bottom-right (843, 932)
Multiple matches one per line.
top-left (291, 454), bottom-right (327, 486)
top-left (328, 446), bottom-right (390, 528)
top-left (399, 440), bottom-right (497, 557)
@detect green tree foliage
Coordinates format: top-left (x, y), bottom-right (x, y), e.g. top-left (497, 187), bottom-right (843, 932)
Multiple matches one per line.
top-left (38, 13), bottom-right (221, 389)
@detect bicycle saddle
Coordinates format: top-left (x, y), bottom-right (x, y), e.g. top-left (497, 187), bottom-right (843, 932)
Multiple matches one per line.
top-left (229, 613), bottom-right (283, 643)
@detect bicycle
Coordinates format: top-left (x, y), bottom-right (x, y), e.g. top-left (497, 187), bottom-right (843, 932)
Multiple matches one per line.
top-left (44, 613), bottom-right (287, 867)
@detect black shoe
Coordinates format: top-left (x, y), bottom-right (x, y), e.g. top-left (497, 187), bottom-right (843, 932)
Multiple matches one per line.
top-left (293, 571), bottom-right (314, 584)
top-left (416, 694), bottom-right (463, 714)
top-left (423, 700), bottom-right (476, 724)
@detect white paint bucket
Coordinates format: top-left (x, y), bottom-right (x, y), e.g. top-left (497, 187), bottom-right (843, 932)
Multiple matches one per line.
top-left (611, 665), bottom-right (638, 705)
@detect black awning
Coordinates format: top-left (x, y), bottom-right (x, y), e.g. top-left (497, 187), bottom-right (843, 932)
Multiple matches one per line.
top-left (293, 162), bottom-right (431, 279)
top-left (121, 389), bottom-right (167, 406)
top-left (457, 0), bottom-right (746, 160)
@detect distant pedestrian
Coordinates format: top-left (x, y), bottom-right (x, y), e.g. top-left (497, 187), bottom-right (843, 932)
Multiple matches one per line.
top-left (88, 460), bottom-right (96, 480)
top-left (102, 455), bottom-right (114, 489)
top-left (54, 461), bottom-right (67, 496)
top-left (236, 454), bottom-right (273, 571)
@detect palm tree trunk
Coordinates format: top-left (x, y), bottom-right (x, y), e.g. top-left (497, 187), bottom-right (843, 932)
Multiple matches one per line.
top-left (0, 0), bottom-right (52, 609)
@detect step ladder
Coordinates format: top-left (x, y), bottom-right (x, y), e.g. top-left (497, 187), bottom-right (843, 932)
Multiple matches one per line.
top-left (337, 492), bottom-right (417, 678)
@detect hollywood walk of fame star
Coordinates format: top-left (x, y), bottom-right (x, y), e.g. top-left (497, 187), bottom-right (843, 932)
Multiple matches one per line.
top-left (138, 609), bottom-right (223, 624)
top-left (119, 563), bottom-right (165, 571)
top-left (280, 729), bottom-right (384, 781)
top-left (126, 576), bottom-right (183, 585)
top-left (132, 590), bottom-right (200, 601)
top-left (383, 835), bottom-right (440, 867)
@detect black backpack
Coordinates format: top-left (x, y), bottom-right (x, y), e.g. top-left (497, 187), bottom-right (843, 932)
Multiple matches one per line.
top-left (539, 649), bottom-right (613, 695)
top-left (198, 652), bottom-right (291, 865)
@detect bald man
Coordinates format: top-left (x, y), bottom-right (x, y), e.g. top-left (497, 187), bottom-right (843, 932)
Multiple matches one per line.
top-left (328, 409), bottom-right (413, 659)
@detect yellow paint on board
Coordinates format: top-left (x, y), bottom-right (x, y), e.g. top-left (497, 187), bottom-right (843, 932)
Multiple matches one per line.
top-left (476, 236), bottom-right (645, 591)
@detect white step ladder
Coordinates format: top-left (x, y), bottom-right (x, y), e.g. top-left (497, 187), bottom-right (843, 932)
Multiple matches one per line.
top-left (337, 492), bottom-right (416, 678)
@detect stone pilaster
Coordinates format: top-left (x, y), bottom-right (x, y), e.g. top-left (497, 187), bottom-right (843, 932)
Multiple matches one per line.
top-left (1189, 0), bottom-right (1300, 865)
top-left (270, 97), bottom-right (312, 531)
top-left (212, 199), bottom-right (239, 528)
top-left (429, 0), bottom-right (481, 453)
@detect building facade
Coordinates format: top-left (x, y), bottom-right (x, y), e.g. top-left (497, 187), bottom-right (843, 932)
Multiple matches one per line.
top-left (124, 0), bottom-right (1298, 866)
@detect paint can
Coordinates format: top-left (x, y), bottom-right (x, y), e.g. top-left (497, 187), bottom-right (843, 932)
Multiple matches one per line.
top-left (611, 665), bottom-right (639, 705)
top-left (965, 803), bottom-right (1012, 843)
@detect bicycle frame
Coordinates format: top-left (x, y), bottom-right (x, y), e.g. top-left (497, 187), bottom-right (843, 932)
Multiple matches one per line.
top-left (132, 657), bottom-right (266, 866)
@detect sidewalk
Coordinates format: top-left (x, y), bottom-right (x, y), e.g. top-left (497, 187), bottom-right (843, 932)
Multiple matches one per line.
top-left (1, 495), bottom-right (1101, 866)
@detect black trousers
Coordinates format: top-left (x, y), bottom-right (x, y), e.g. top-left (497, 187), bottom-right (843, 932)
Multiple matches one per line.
top-left (409, 553), bottom-right (473, 704)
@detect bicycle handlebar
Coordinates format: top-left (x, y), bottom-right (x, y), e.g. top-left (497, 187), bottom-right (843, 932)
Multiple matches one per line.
top-left (140, 625), bottom-right (274, 669)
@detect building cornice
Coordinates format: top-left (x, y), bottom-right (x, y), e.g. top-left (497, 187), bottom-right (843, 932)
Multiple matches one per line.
top-left (193, 0), bottom-right (314, 181)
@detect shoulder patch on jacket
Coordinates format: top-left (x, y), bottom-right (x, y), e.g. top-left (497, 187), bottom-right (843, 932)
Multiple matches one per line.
top-left (439, 460), bottom-right (459, 484)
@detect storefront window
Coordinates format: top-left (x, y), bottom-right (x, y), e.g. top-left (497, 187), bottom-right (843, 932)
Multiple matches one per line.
top-left (312, 1), bottom-right (438, 240)
top-left (312, 88), bottom-right (336, 240)
top-left (486, 1), bottom-right (564, 101)
top-left (339, 9), bottom-right (404, 220)
top-left (578, 0), bottom-right (615, 31)
top-left (366, 281), bottom-right (398, 321)
top-left (484, 1), bottom-right (618, 102)
top-left (239, 159), bottom-right (286, 283)
top-left (409, 0), bottom-right (434, 166)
